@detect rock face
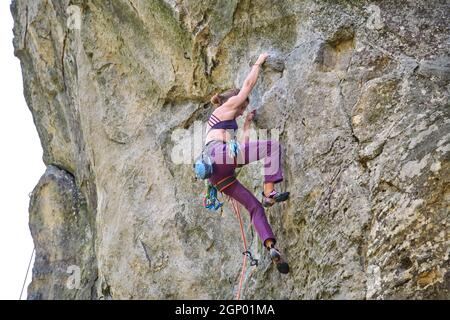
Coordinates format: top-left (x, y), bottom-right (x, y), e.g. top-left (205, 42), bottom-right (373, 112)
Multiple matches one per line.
top-left (12, 0), bottom-right (449, 299)
top-left (28, 165), bottom-right (97, 299)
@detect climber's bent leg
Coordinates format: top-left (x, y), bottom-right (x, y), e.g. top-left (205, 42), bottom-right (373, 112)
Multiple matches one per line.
top-left (222, 180), bottom-right (276, 247)
top-left (236, 139), bottom-right (284, 184)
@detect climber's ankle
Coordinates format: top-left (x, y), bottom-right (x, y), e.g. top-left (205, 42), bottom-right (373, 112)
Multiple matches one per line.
top-left (263, 182), bottom-right (275, 197)
top-left (264, 239), bottom-right (275, 250)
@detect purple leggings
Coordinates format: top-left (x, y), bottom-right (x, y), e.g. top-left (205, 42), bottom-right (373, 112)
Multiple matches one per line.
top-left (207, 140), bottom-right (284, 247)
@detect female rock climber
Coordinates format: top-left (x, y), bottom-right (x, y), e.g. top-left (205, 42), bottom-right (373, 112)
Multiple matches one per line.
top-left (204, 52), bottom-right (290, 274)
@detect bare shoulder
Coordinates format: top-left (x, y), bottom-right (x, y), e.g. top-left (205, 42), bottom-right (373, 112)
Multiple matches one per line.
top-left (212, 105), bottom-right (237, 120)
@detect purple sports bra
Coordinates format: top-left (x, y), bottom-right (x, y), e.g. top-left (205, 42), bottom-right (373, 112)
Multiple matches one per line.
top-left (207, 113), bottom-right (238, 133)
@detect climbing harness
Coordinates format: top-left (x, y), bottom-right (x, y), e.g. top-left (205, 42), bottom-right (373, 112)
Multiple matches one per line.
top-left (215, 174), bottom-right (237, 193)
top-left (195, 136), bottom-right (240, 181)
top-left (201, 173), bottom-right (238, 211)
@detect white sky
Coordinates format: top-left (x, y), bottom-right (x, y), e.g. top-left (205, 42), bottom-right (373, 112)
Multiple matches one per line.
top-left (0, 0), bottom-right (45, 299)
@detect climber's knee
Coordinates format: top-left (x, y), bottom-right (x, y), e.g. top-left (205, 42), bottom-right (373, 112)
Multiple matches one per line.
top-left (253, 203), bottom-right (266, 222)
top-left (245, 199), bottom-right (264, 221)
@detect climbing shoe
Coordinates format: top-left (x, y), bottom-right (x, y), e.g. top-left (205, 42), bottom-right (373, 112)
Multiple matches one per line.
top-left (269, 247), bottom-right (290, 274)
top-left (262, 190), bottom-right (290, 208)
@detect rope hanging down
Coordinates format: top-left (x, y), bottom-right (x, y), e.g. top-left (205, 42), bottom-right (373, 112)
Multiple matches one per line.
top-left (19, 247), bottom-right (35, 300)
top-left (228, 197), bottom-right (258, 300)
top-left (201, 167), bottom-right (258, 300)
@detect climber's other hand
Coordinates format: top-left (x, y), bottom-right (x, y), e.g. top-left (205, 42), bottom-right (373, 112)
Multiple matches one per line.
top-left (245, 109), bottom-right (256, 125)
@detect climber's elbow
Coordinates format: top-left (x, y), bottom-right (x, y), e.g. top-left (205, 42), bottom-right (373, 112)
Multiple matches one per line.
top-left (225, 85), bottom-right (252, 110)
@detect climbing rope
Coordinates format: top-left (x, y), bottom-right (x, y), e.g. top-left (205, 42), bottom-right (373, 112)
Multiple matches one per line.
top-left (19, 247), bottom-right (35, 300)
top-left (221, 167), bottom-right (259, 300)
top-left (227, 197), bottom-right (258, 300)
top-left (200, 164), bottom-right (258, 299)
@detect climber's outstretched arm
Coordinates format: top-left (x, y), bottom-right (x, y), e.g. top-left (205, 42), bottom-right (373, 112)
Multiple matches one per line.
top-left (224, 69), bottom-right (257, 110)
top-left (223, 53), bottom-right (269, 111)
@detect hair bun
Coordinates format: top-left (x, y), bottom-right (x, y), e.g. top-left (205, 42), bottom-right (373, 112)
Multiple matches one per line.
top-left (210, 93), bottom-right (221, 106)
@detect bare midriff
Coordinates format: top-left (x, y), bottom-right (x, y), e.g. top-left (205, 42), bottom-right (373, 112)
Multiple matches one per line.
top-left (205, 105), bottom-right (239, 145)
top-left (205, 127), bottom-right (234, 145)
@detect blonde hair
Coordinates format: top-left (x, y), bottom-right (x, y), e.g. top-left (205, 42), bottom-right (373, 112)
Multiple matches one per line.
top-left (210, 88), bottom-right (249, 108)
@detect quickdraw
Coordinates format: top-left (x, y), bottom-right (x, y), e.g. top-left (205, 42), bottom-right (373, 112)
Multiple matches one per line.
top-left (242, 250), bottom-right (259, 267)
top-left (202, 180), bottom-right (223, 212)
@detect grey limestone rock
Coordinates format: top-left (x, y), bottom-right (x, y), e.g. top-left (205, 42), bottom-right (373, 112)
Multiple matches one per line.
top-left (11, 0), bottom-right (449, 299)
